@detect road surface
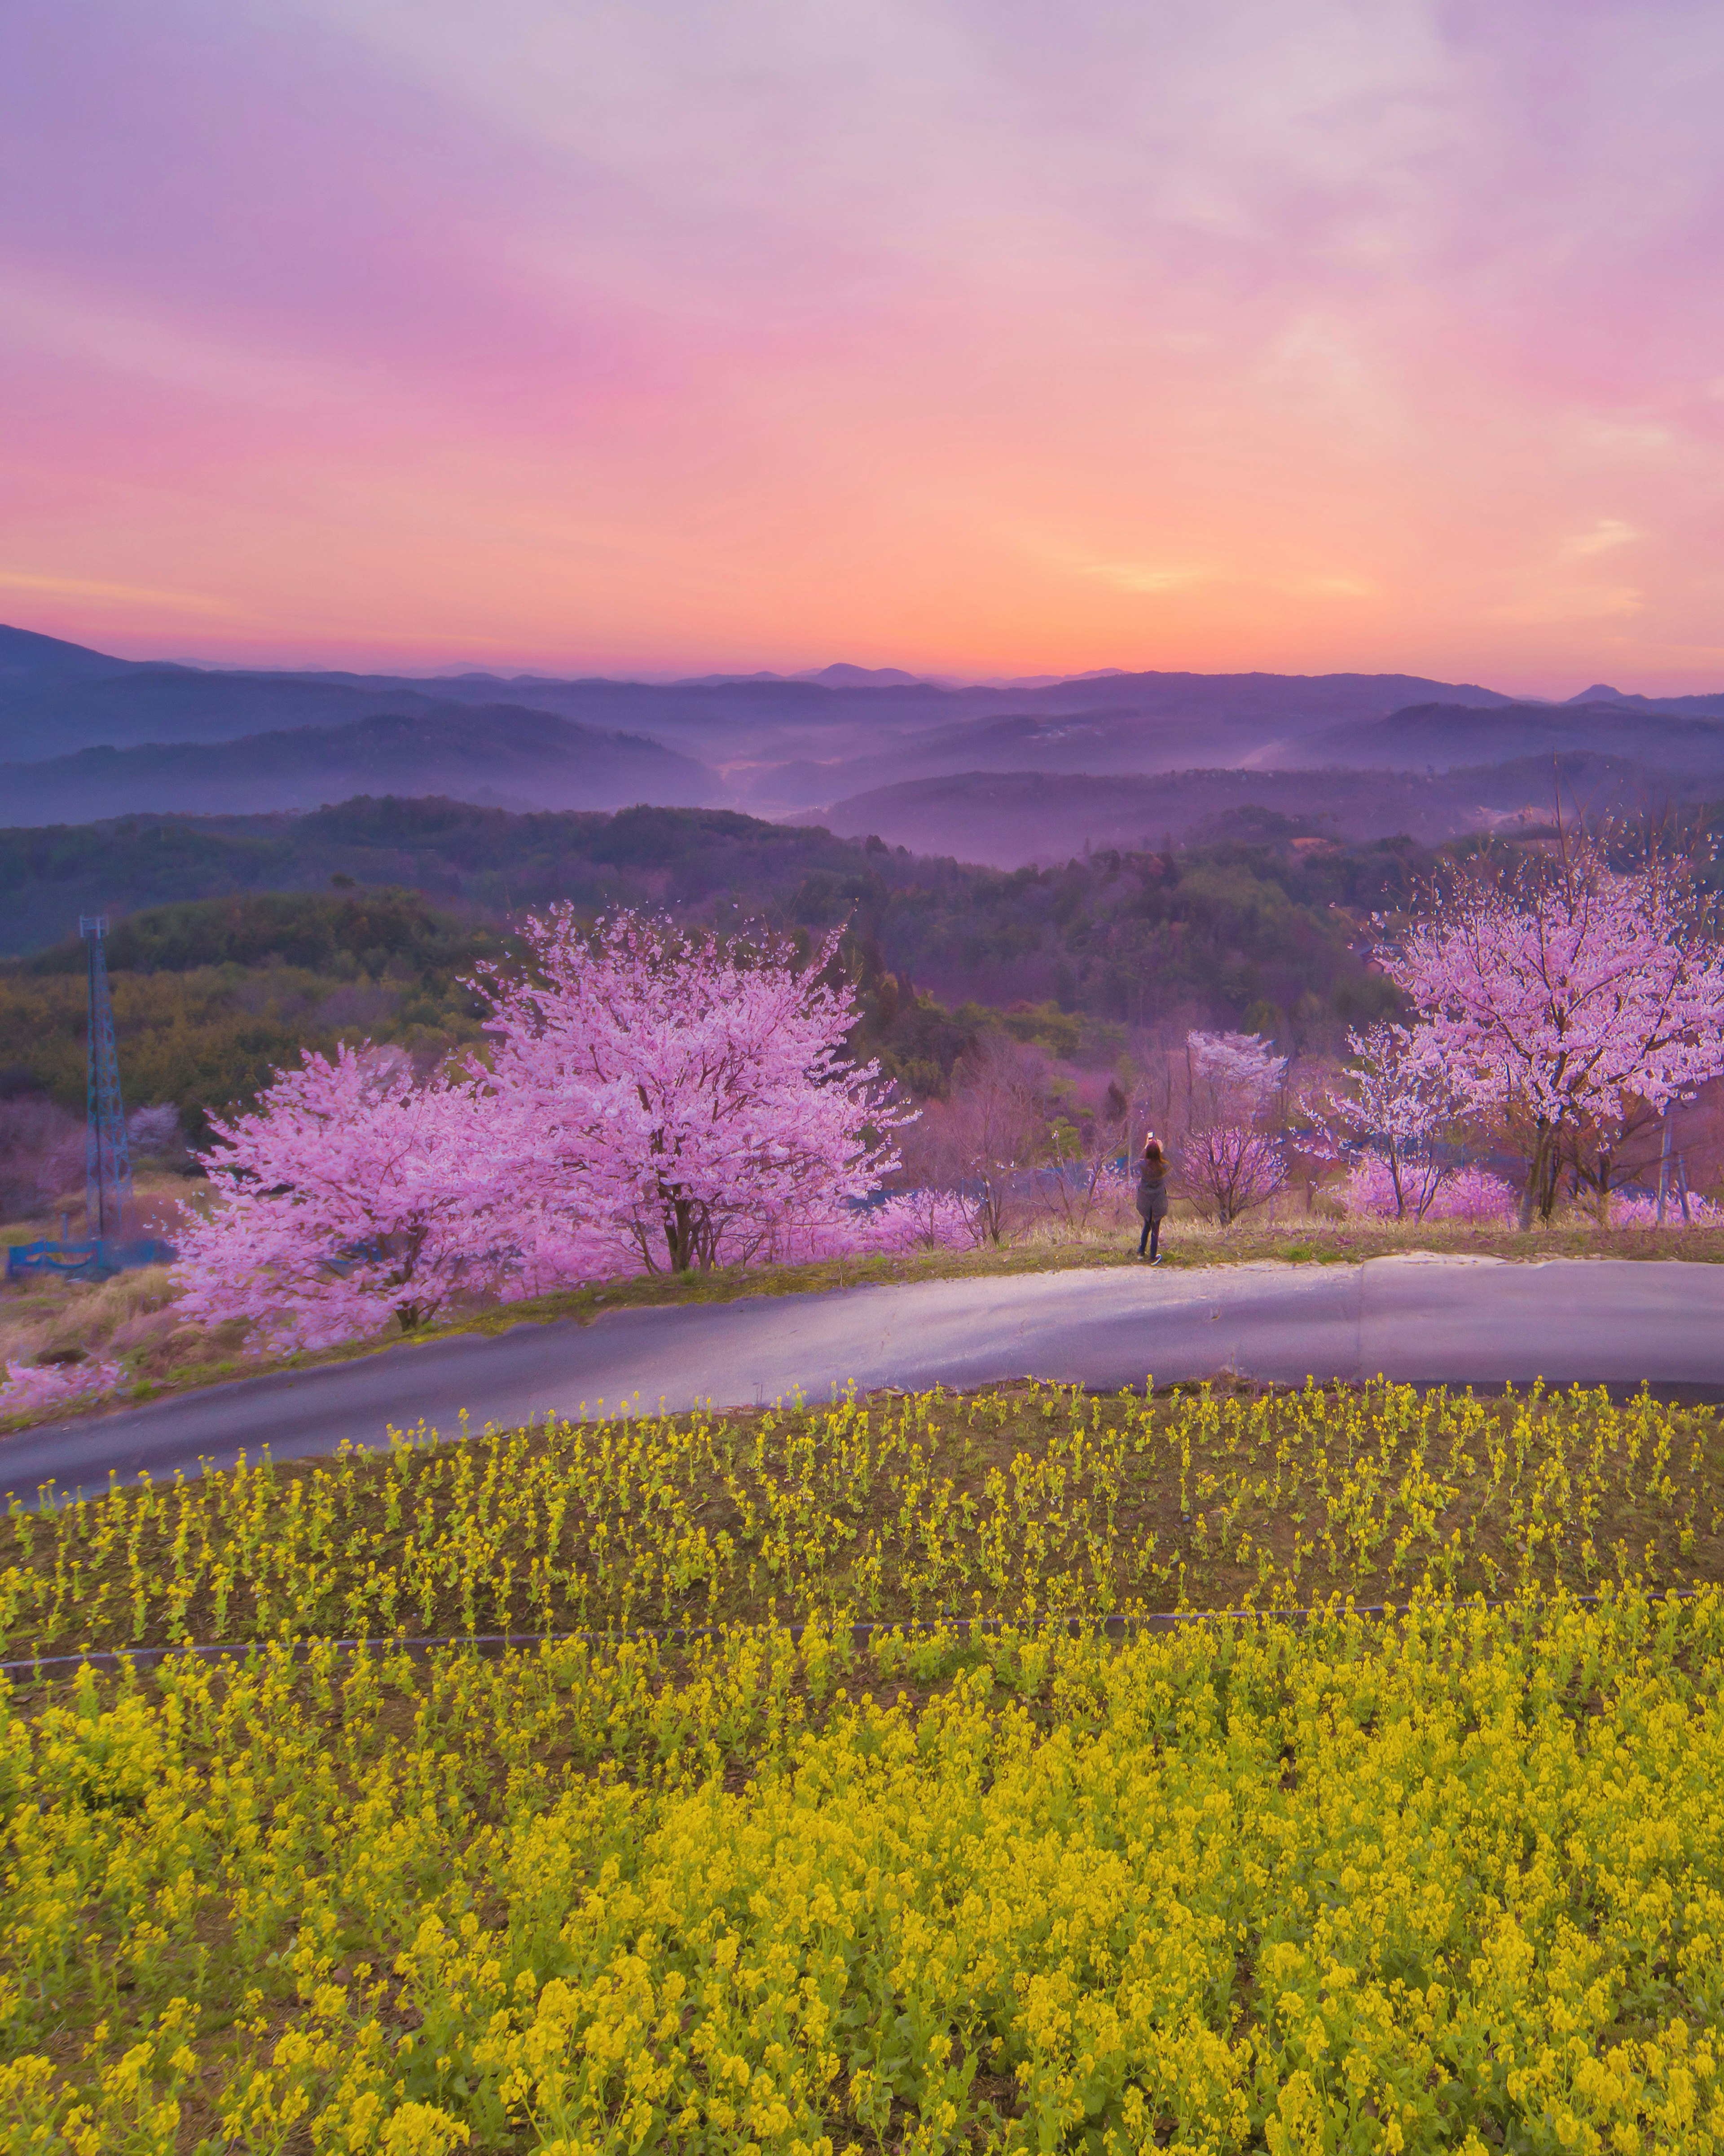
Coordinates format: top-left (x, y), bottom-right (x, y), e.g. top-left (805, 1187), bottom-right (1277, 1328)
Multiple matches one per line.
top-left (4, 1253), bottom-right (1721, 1503)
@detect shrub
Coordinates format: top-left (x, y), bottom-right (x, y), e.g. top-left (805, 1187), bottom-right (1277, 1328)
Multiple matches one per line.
top-left (0, 1354), bottom-right (123, 1418)
top-left (1338, 1155), bottom-right (1513, 1225)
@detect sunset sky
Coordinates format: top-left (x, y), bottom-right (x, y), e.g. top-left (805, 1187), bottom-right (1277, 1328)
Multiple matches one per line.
top-left (3, 0), bottom-right (1721, 690)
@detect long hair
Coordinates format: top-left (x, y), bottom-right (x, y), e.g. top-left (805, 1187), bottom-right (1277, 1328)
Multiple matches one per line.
top-left (1142, 1138), bottom-right (1165, 1167)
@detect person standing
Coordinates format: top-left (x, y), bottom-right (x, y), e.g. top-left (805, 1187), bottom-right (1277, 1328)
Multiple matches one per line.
top-left (1135, 1137), bottom-right (1169, 1262)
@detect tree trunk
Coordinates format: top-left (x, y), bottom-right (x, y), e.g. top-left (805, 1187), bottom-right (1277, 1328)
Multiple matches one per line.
top-left (1517, 1120), bottom-right (1552, 1232)
top-left (662, 1190), bottom-right (697, 1271)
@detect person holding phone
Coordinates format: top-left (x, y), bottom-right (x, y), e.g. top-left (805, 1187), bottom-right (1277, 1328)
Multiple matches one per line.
top-left (1135, 1137), bottom-right (1169, 1263)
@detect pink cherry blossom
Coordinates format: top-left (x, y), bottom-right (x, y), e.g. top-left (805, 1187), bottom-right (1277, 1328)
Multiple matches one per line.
top-left (472, 911), bottom-right (911, 1277)
top-left (1178, 1030), bottom-right (1287, 1223)
top-left (1326, 1022), bottom-right (1461, 1220)
top-left (1385, 841), bottom-right (1724, 1227)
top-left (172, 1045), bottom-right (500, 1352)
top-left (0, 1357), bottom-right (125, 1419)
top-left (1185, 1030), bottom-right (1286, 1119)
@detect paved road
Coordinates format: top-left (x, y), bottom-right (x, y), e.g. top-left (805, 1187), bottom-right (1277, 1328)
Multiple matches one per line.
top-left (4, 1254), bottom-right (1722, 1502)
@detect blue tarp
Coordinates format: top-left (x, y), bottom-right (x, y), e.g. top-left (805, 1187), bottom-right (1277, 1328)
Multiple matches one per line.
top-left (5, 1238), bottom-right (177, 1283)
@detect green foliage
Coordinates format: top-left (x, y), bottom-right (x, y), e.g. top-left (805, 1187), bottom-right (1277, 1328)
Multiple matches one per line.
top-left (797, 833), bottom-right (1424, 1047)
top-left (17, 887), bottom-right (497, 979)
top-left (3, 796), bottom-right (1423, 1038)
top-left (0, 892), bottom-right (501, 1143)
top-left (0, 798), bottom-right (919, 959)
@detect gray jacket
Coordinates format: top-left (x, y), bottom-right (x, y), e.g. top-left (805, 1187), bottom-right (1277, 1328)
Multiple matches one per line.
top-left (1135, 1159), bottom-right (1169, 1220)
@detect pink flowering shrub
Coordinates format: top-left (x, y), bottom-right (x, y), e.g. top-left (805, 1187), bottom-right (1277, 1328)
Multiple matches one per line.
top-left (0, 1357), bottom-right (125, 1419)
top-left (1609, 1190), bottom-right (1721, 1228)
top-left (497, 1191), bottom-right (972, 1294)
top-left (1339, 1156), bottom-right (1514, 1225)
top-left (1430, 1166), bottom-right (1516, 1224)
top-left (1337, 1155), bottom-right (1402, 1219)
top-left (767, 1191), bottom-right (975, 1263)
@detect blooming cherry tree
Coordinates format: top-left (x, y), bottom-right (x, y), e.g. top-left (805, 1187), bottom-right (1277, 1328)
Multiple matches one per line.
top-left (1385, 842), bottom-right (1724, 1226)
top-left (474, 911), bottom-right (907, 1274)
top-left (1185, 1030), bottom-right (1286, 1120)
top-left (1326, 1022), bottom-right (1460, 1221)
top-left (1177, 1029), bottom-right (1288, 1222)
top-left (173, 1046), bottom-right (498, 1350)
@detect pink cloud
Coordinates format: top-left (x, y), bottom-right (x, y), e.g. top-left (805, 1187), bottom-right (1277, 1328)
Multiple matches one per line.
top-left (1, 0), bottom-right (1721, 689)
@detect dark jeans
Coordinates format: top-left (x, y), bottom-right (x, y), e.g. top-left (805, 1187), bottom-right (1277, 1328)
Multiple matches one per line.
top-left (1137, 1214), bottom-right (1161, 1258)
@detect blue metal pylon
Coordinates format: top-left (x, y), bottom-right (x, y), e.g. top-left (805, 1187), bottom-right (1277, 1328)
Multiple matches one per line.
top-left (81, 915), bottom-right (132, 1240)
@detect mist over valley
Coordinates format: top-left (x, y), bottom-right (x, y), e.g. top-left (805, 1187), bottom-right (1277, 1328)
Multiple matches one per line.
top-left (6, 625), bottom-right (1720, 864)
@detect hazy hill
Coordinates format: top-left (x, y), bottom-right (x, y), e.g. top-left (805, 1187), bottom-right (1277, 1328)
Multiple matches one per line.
top-left (14, 624), bottom-right (1720, 836)
top-left (744, 702), bottom-right (1311, 807)
top-left (0, 798), bottom-right (939, 957)
top-left (1305, 698), bottom-right (1724, 775)
top-left (0, 623), bottom-right (144, 689)
top-left (0, 661), bottom-right (463, 761)
top-left (0, 705), bottom-right (715, 827)
top-left (818, 751), bottom-right (1679, 866)
top-left (1568, 683), bottom-right (1724, 718)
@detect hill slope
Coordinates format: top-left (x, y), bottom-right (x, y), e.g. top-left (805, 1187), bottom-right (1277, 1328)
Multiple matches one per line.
top-left (1305, 698), bottom-right (1724, 775)
top-left (0, 704), bottom-right (716, 825)
top-left (818, 752), bottom-right (1682, 865)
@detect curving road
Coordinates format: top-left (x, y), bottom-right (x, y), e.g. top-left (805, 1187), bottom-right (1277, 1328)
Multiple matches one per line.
top-left (4, 1253), bottom-right (1722, 1503)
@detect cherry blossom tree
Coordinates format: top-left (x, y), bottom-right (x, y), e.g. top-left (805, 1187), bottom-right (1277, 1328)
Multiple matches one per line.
top-left (474, 910), bottom-right (907, 1274)
top-left (173, 1046), bottom-right (500, 1351)
top-left (896, 1034), bottom-right (1049, 1246)
top-left (1180, 1124), bottom-right (1288, 1224)
top-left (1385, 839), bottom-right (1724, 1228)
top-left (1178, 1030), bottom-right (1288, 1223)
top-left (1184, 1030), bottom-right (1286, 1123)
top-left (1325, 1022), bottom-right (1460, 1221)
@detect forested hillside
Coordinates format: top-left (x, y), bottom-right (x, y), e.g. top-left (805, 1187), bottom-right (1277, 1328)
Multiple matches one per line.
top-left (0, 797), bottom-right (1432, 1147)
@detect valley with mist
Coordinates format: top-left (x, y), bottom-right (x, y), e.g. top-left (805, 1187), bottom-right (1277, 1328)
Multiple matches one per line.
top-left (7, 620), bottom-right (1724, 864)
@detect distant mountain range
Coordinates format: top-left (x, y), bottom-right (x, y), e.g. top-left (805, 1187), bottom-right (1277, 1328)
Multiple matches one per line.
top-left (1, 624), bottom-right (1720, 857)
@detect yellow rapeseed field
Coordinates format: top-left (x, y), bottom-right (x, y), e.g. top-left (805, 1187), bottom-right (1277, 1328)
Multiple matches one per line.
top-left (4, 1382), bottom-right (1724, 2152)
top-left (2, 1380), bottom-right (1718, 1658)
top-left (3, 1593), bottom-right (1723, 2152)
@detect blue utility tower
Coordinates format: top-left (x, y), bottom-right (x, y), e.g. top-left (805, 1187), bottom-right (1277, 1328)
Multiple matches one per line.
top-left (81, 915), bottom-right (132, 1239)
